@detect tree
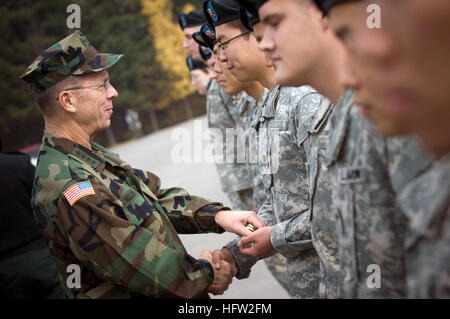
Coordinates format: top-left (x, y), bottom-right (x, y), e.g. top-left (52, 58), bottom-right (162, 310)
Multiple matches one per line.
top-left (141, 0), bottom-right (196, 110)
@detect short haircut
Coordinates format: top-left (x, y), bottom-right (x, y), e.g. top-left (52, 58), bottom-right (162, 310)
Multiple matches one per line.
top-left (34, 76), bottom-right (80, 118)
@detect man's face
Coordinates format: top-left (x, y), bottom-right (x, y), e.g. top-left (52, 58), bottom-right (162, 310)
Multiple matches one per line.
top-left (252, 22), bottom-right (274, 68)
top-left (206, 53), bottom-right (218, 79)
top-left (329, 2), bottom-right (414, 137)
top-left (70, 70), bottom-right (118, 136)
top-left (215, 22), bottom-right (266, 83)
top-left (377, 0), bottom-right (450, 156)
top-left (183, 26), bottom-right (202, 60)
top-left (190, 69), bottom-right (209, 95)
top-left (259, 0), bottom-right (324, 86)
top-left (213, 55), bottom-right (245, 96)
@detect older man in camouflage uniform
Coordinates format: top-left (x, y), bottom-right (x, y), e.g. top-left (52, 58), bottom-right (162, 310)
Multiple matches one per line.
top-left (20, 30), bottom-right (264, 298)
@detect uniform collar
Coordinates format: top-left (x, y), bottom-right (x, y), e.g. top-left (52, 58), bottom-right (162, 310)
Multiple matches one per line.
top-left (325, 88), bottom-right (355, 166)
top-left (262, 84), bottom-right (281, 119)
top-left (42, 130), bottom-right (120, 172)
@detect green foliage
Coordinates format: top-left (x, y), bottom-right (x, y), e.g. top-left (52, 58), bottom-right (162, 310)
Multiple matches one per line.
top-left (0, 0), bottom-right (182, 150)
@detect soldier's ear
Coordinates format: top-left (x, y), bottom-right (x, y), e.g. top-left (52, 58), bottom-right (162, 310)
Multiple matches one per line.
top-left (57, 91), bottom-right (77, 113)
top-left (319, 11), bottom-right (331, 32)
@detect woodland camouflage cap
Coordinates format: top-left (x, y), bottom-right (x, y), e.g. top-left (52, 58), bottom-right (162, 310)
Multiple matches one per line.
top-left (20, 30), bottom-right (123, 93)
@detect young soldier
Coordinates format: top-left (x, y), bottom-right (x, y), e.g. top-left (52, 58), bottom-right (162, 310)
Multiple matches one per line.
top-left (180, 10), bottom-right (256, 212)
top-left (237, 0), bottom-right (339, 298)
top-left (186, 56), bottom-right (210, 96)
top-left (205, 0), bottom-right (331, 298)
top-left (323, 0), bottom-right (449, 298)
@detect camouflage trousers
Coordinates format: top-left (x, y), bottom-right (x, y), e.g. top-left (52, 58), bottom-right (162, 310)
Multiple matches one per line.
top-left (264, 253), bottom-right (290, 294)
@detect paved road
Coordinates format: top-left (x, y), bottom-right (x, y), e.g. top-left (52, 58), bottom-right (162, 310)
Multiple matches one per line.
top-left (111, 115), bottom-right (290, 299)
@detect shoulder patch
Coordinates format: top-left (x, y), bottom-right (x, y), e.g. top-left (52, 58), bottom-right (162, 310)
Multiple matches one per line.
top-left (64, 181), bottom-right (96, 206)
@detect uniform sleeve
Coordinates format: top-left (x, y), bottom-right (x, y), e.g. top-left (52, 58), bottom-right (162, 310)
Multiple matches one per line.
top-left (270, 210), bottom-right (314, 259)
top-left (54, 180), bottom-right (215, 299)
top-left (132, 168), bottom-right (229, 234)
top-left (223, 197), bottom-right (278, 279)
top-left (156, 187), bottom-right (229, 234)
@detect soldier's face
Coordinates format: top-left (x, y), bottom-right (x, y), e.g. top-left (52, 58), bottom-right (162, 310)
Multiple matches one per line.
top-left (258, 0), bottom-right (325, 86)
top-left (183, 26), bottom-right (202, 60)
top-left (72, 70), bottom-right (118, 136)
top-left (215, 22), bottom-right (267, 83)
top-left (377, 0), bottom-right (450, 156)
top-left (328, 1), bottom-right (414, 137)
top-left (214, 58), bottom-right (245, 96)
top-left (206, 53), bottom-right (218, 79)
top-left (190, 69), bottom-right (208, 96)
top-left (252, 22), bottom-right (274, 68)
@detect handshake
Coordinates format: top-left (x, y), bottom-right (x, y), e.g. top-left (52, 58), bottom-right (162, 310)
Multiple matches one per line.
top-left (197, 210), bottom-right (274, 295)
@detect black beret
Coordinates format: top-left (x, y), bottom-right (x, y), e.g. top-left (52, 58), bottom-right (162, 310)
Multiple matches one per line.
top-left (178, 10), bottom-right (207, 30)
top-left (313, 0), bottom-right (359, 15)
top-left (236, 1), bottom-right (261, 30)
top-left (199, 45), bottom-right (213, 61)
top-left (186, 56), bottom-right (208, 71)
top-left (241, 0), bottom-right (268, 11)
top-left (193, 30), bottom-right (209, 48)
top-left (193, 28), bottom-right (216, 52)
top-left (201, 24), bottom-right (218, 50)
top-left (203, 0), bottom-right (242, 27)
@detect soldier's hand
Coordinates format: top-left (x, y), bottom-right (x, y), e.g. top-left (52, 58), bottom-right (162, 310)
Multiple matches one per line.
top-left (211, 248), bottom-right (238, 275)
top-left (215, 210), bottom-right (265, 237)
top-left (238, 226), bottom-right (274, 257)
top-left (199, 250), bottom-right (235, 295)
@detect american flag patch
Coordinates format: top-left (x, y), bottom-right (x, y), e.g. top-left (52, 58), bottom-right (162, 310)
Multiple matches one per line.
top-left (63, 181), bottom-right (96, 206)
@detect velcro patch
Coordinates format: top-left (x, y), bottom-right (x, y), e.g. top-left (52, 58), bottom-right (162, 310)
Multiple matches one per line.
top-left (338, 167), bottom-right (365, 184)
top-left (64, 181), bottom-right (96, 206)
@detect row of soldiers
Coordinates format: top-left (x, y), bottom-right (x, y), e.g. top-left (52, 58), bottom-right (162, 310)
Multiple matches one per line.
top-left (17, 0), bottom-right (448, 299)
top-left (180, 0), bottom-right (449, 299)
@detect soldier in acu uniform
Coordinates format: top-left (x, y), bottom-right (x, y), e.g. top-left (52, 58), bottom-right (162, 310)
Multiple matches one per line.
top-left (311, 0), bottom-right (432, 298)
top-left (181, 10), bottom-right (257, 212)
top-left (255, 0), bottom-right (433, 298)
top-left (206, 0), bottom-right (326, 298)
top-left (20, 30), bottom-right (264, 298)
top-left (324, 0), bottom-right (449, 298)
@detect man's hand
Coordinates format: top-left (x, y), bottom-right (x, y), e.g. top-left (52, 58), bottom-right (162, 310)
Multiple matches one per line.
top-left (212, 248), bottom-right (237, 273)
top-left (237, 226), bottom-right (274, 257)
top-left (199, 250), bottom-right (236, 295)
top-left (215, 210), bottom-right (265, 237)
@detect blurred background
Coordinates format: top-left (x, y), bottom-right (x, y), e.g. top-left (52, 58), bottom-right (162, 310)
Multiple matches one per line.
top-left (0, 0), bottom-right (207, 152)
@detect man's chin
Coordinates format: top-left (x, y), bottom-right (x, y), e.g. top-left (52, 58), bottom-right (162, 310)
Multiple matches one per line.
top-left (275, 69), bottom-right (303, 87)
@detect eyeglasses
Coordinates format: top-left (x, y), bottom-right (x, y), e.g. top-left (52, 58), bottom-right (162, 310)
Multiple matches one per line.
top-left (217, 31), bottom-right (252, 55)
top-left (56, 79), bottom-right (109, 101)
